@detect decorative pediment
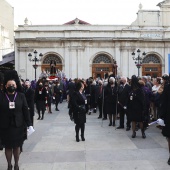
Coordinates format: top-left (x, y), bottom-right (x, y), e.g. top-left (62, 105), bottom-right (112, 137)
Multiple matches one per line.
top-left (63, 18), bottom-right (90, 25)
top-left (157, 0), bottom-right (170, 7)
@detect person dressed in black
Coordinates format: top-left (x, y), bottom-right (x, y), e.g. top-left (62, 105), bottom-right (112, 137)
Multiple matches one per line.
top-left (0, 70), bottom-right (32, 170)
top-left (104, 77), bottom-right (117, 126)
top-left (54, 81), bottom-right (62, 111)
top-left (117, 77), bottom-right (131, 130)
top-left (34, 80), bottom-right (47, 120)
top-left (96, 80), bottom-right (103, 119)
top-left (68, 79), bottom-right (76, 120)
top-left (127, 75), bottom-right (145, 138)
top-left (160, 76), bottom-right (170, 165)
top-left (72, 81), bottom-right (87, 142)
top-left (24, 80), bottom-right (35, 126)
top-left (0, 72), bottom-right (4, 151)
top-left (44, 80), bottom-right (52, 113)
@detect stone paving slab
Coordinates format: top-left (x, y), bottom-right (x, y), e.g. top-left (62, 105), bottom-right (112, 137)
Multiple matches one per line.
top-left (0, 102), bottom-right (169, 170)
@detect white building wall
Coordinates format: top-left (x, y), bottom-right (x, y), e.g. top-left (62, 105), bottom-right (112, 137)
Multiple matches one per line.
top-left (14, 1), bottom-right (170, 80)
top-left (0, 0), bottom-right (14, 60)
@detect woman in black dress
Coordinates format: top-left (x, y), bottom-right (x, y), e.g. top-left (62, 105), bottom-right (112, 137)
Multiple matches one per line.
top-left (104, 77), bottom-right (117, 126)
top-left (0, 78), bottom-right (31, 170)
top-left (34, 80), bottom-right (47, 120)
top-left (127, 75), bottom-right (145, 138)
top-left (160, 80), bottom-right (170, 165)
top-left (72, 81), bottom-right (87, 142)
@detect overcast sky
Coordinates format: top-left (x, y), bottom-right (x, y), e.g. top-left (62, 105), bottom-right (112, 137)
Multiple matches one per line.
top-left (6, 0), bottom-right (161, 26)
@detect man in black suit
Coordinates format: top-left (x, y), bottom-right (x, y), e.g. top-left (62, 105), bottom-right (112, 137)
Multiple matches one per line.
top-left (117, 77), bottom-right (131, 130)
top-left (24, 81), bottom-right (35, 126)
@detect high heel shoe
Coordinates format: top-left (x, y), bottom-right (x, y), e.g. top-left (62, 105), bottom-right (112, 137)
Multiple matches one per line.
top-left (81, 135), bottom-right (85, 141)
top-left (141, 129), bottom-right (146, 139)
top-left (7, 165), bottom-right (12, 170)
top-left (14, 165), bottom-right (19, 170)
top-left (142, 132), bottom-right (146, 139)
top-left (132, 131), bottom-right (136, 138)
top-left (76, 135), bottom-right (79, 142)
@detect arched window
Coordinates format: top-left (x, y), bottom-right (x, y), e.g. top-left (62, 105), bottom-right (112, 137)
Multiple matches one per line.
top-left (143, 54), bottom-right (161, 64)
top-left (43, 54), bottom-right (62, 64)
top-left (93, 54), bottom-right (112, 64)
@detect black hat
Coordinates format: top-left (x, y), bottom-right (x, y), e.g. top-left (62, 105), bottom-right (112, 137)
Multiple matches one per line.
top-left (3, 70), bottom-right (23, 92)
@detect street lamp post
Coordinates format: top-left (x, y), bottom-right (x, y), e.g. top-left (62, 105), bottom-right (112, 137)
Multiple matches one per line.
top-left (28, 50), bottom-right (43, 81)
top-left (132, 49), bottom-right (146, 77)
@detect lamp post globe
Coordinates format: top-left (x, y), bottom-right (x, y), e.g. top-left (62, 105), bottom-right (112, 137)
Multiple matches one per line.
top-left (131, 49), bottom-right (146, 77)
top-left (28, 50), bottom-right (43, 81)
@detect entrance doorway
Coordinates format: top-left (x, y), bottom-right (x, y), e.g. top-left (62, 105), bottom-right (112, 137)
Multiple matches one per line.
top-left (142, 54), bottom-right (162, 78)
top-left (92, 54), bottom-right (114, 79)
top-left (41, 53), bottom-right (62, 74)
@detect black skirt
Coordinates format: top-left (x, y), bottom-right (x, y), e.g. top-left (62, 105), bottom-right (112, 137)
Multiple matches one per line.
top-left (162, 124), bottom-right (170, 138)
top-left (36, 100), bottom-right (45, 112)
top-left (0, 125), bottom-right (24, 148)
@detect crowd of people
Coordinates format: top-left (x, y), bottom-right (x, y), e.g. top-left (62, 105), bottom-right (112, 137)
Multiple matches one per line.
top-left (0, 70), bottom-right (170, 168)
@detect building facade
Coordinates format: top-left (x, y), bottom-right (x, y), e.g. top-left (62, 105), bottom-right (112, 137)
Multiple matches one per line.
top-left (15, 0), bottom-right (170, 80)
top-left (0, 0), bottom-right (14, 61)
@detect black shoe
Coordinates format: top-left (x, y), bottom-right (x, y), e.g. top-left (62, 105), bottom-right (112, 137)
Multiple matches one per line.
top-left (112, 121), bottom-right (115, 127)
top-left (41, 117), bottom-right (44, 120)
top-left (132, 132), bottom-right (136, 138)
top-left (98, 116), bottom-right (102, 119)
top-left (7, 165), bottom-right (13, 170)
top-left (117, 126), bottom-right (124, 129)
top-left (81, 135), bottom-right (85, 141)
top-left (55, 108), bottom-right (59, 111)
top-left (37, 117), bottom-right (40, 120)
top-left (14, 165), bottom-right (19, 170)
top-left (102, 118), bottom-right (107, 120)
top-left (142, 130), bottom-right (146, 139)
top-left (126, 127), bottom-right (131, 131)
top-left (76, 136), bottom-right (79, 142)
top-left (108, 122), bottom-right (112, 126)
top-left (88, 111), bottom-right (91, 115)
top-left (168, 157), bottom-right (170, 165)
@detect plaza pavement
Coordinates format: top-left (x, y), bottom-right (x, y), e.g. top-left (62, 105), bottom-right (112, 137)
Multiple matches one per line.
top-left (0, 101), bottom-right (169, 170)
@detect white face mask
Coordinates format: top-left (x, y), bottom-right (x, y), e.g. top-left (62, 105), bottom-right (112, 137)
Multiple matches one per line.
top-left (161, 79), bottom-right (163, 84)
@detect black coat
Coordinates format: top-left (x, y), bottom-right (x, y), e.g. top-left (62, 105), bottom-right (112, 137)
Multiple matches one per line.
top-left (118, 84), bottom-right (131, 107)
top-left (72, 91), bottom-right (87, 124)
top-left (127, 87), bottom-right (145, 122)
top-left (54, 85), bottom-right (62, 102)
top-left (68, 82), bottom-right (75, 97)
top-left (104, 84), bottom-right (117, 114)
top-left (0, 92), bottom-right (31, 128)
top-left (160, 84), bottom-right (170, 137)
top-left (24, 88), bottom-right (35, 117)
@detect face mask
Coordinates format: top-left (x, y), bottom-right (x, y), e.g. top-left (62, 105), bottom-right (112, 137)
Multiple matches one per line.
top-left (120, 81), bottom-right (124, 85)
top-left (160, 79), bottom-right (163, 84)
top-left (7, 86), bottom-right (16, 93)
top-left (110, 82), bottom-right (114, 85)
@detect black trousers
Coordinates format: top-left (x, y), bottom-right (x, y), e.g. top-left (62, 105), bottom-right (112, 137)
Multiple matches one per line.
top-left (119, 107), bottom-right (131, 128)
top-left (97, 97), bottom-right (102, 117)
top-left (75, 123), bottom-right (85, 136)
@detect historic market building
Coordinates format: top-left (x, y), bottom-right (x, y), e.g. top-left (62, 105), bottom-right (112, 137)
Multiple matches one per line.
top-left (15, 0), bottom-right (170, 80)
